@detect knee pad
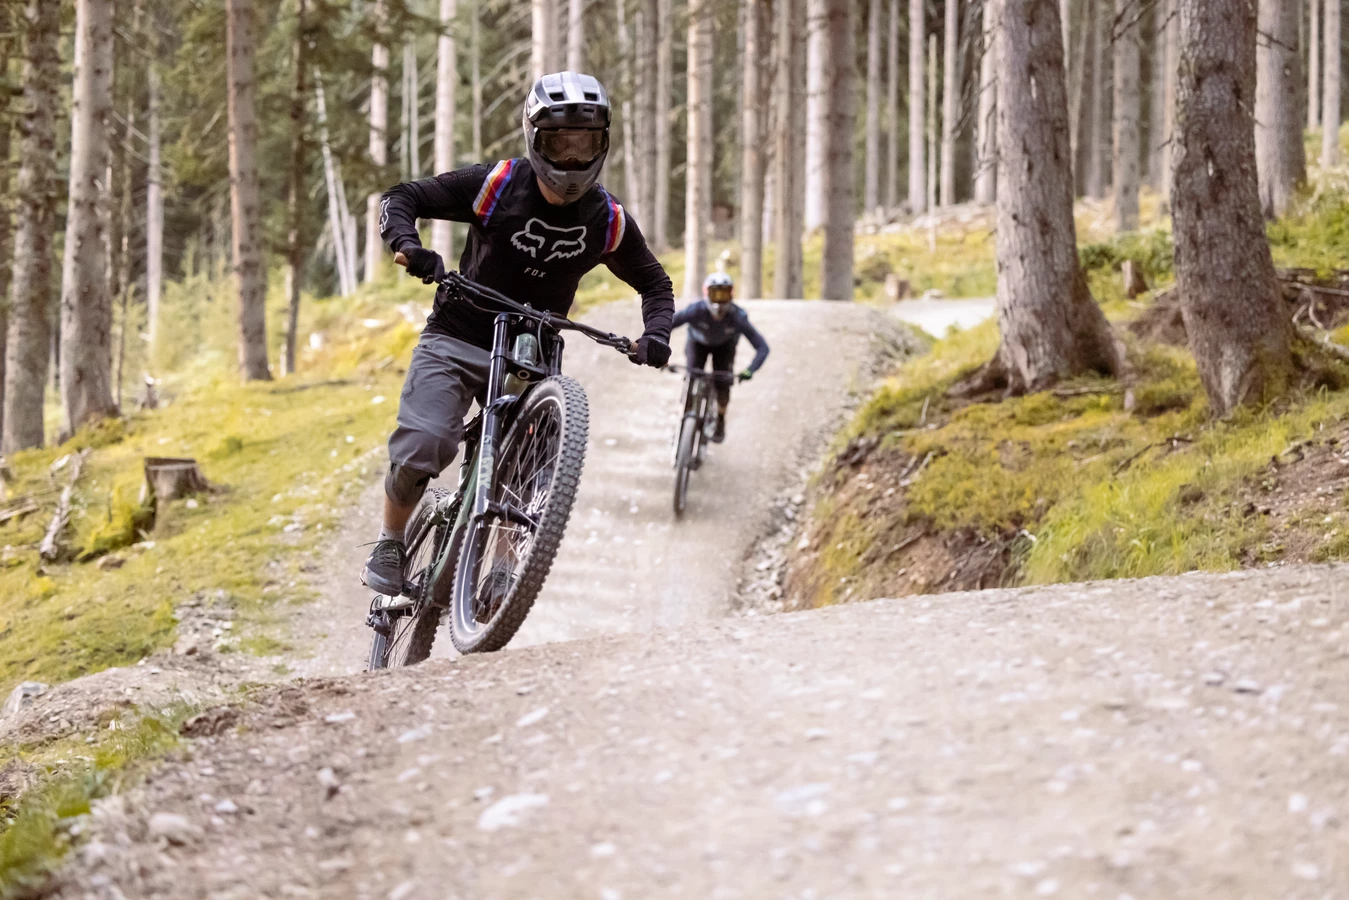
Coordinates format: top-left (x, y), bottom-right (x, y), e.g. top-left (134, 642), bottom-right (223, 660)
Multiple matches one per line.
top-left (385, 464), bottom-right (433, 507)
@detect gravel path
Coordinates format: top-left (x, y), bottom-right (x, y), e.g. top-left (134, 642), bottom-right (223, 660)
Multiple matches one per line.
top-left (53, 564), bottom-right (1349, 898)
top-left (289, 299), bottom-right (896, 675)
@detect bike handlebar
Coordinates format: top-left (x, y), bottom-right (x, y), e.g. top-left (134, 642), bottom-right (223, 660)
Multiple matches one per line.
top-left (394, 252), bottom-right (635, 355)
top-left (664, 364), bottom-right (737, 383)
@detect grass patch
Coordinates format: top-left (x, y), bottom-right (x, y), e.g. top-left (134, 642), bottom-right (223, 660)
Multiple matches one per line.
top-left (0, 704), bottom-right (194, 897)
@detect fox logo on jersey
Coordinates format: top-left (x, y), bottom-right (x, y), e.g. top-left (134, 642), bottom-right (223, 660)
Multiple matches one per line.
top-left (511, 218), bottom-right (588, 263)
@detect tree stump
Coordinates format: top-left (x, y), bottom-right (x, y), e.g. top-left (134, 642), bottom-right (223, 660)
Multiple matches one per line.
top-left (884, 274), bottom-right (912, 301)
top-left (1122, 260), bottom-right (1150, 298)
top-left (144, 457), bottom-right (209, 501)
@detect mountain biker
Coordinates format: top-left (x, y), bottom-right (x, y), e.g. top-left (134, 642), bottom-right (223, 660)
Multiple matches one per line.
top-left (362, 70), bottom-right (674, 596)
top-left (671, 272), bottom-right (769, 443)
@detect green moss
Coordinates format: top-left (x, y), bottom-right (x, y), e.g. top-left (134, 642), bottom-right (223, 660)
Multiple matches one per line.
top-left (0, 705), bottom-right (193, 897)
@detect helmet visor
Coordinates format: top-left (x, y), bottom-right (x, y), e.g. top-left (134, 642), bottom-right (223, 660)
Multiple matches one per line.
top-left (706, 284), bottom-right (733, 304)
top-left (534, 128), bottom-right (609, 170)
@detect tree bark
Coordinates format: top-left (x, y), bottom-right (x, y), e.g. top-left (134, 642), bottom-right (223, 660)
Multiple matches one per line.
top-left (739, 0), bottom-right (767, 298)
top-left (406, 41), bottom-right (421, 177)
top-left (366, 0), bottom-right (389, 284)
top-left (908, 0), bottom-right (926, 212)
top-left (0, 13), bottom-right (12, 439)
top-left (1309, 0), bottom-right (1321, 132)
top-left (226, 0), bottom-right (271, 381)
top-left (863, 0), bottom-right (884, 213)
top-left (975, 0), bottom-right (998, 204)
top-left (653, 0), bottom-right (672, 249)
top-left (886, 0), bottom-right (901, 209)
top-left (568, 0), bottom-right (584, 70)
top-left (432, 0), bottom-right (457, 259)
top-left (940, 0), bottom-right (959, 207)
top-left (1173, 0), bottom-right (1292, 417)
top-left (1323, 0), bottom-right (1340, 166)
top-left (531, 0), bottom-right (557, 79)
top-left (471, 0), bottom-right (482, 159)
top-left (61, 0), bottom-right (118, 433)
top-left (1112, 0), bottom-right (1139, 230)
top-left (1160, 0), bottom-right (1177, 204)
top-left (635, 0), bottom-right (659, 225)
top-left (1147, 0), bottom-right (1167, 188)
top-left (1086, 0), bottom-right (1106, 198)
top-left (146, 39), bottom-right (163, 362)
top-left (315, 73), bottom-right (354, 297)
top-left (683, 0), bottom-right (713, 299)
top-left (927, 34), bottom-right (938, 214)
top-left (113, 1), bottom-right (142, 408)
top-left (1256, 0), bottom-right (1306, 219)
top-left (804, 0), bottom-right (827, 230)
top-left (1067, 0), bottom-right (1089, 184)
top-left (989, 0), bottom-right (1122, 393)
top-left (283, 0), bottom-right (308, 378)
top-left (773, 0), bottom-right (805, 297)
top-left (820, 0), bottom-right (855, 299)
top-left (616, 0), bottom-right (637, 203)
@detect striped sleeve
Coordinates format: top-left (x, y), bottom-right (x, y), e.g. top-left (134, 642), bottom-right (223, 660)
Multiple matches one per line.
top-left (472, 160), bottom-right (517, 225)
top-left (602, 196), bottom-right (627, 256)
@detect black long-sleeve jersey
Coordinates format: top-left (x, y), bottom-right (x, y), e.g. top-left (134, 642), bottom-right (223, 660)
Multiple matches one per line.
top-left (379, 158), bottom-right (674, 349)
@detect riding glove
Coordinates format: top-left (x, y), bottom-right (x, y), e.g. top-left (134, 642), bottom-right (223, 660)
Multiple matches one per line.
top-left (737, 369), bottom-right (754, 383)
top-left (631, 335), bottom-right (672, 368)
top-left (403, 247), bottom-right (447, 284)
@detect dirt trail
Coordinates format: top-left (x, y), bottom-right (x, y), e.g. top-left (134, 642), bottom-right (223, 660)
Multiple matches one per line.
top-left (53, 564), bottom-right (1349, 898)
top-left (290, 299), bottom-right (895, 675)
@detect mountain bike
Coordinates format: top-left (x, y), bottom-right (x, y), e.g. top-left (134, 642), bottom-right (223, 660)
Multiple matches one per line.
top-left (666, 364), bottom-right (735, 518)
top-left (366, 269), bottom-right (634, 669)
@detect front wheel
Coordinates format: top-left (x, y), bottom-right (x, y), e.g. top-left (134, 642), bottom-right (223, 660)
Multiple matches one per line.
top-left (448, 376), bottom-right (589, 654)
top-left (673, 415), bottom-right (697, 518)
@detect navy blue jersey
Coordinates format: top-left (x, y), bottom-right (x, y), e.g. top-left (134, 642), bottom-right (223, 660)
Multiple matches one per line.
top-left (379, 158), bottom-right (674, 349)
top-left (672, 300), bottom-right (770, 374)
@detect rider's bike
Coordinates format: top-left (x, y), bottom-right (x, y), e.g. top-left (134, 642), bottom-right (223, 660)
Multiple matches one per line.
top-left (366, 270), bottom-right (633, 669)
top-left (666, 364), bottom-right (735, 518)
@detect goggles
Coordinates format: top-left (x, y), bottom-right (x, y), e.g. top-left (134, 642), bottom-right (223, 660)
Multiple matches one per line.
top-left (534, 128), bottom-right (609, 170)
top-left (706, 285), bottom-right (733, 303)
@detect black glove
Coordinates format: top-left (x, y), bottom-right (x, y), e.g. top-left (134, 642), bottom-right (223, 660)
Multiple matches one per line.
top-left (737, 369), bottom-right (754, 383)
top-left (630, 335), bottom-right (672, 368)
top-left (402, 247), bottom-right (446, 284)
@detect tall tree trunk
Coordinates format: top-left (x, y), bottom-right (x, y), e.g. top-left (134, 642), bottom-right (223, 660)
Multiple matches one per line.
top-left (616, 0), bottom-right (637, 203)
top-left (0, 12), bottom-right (12, 438)
top-left (1147, 0), bottom-right (1167, 188)
top-left (283, 0), bottom-right (308, 378)
top-left (886, 0), bottom-right (901, 209)
top-left (940, 0), bottom-right (958, 207)
top-left (3, 0), bottom-right (58, 451)
top-left (61, 0), bottom-right (118, 433)
top-left (146, 40), bottom-right (163, 362)
top-left (113, 1), bottom-right (142, 408)
top-left (683, 0), bottom-right (713, 299)
top-left (908, 0), bottom-right (926, 212)
top-left (1060, 0), bottom-right (1070, 58)
top-left (1086, 0), bottom-right (1106, 198)
top-left (804, 0), bottom-right (827, 230)
top-left (739, 0), bottom-right (766, 298)
top-left (773, 0), bottom-right (805, 297)
top-left (1323, 0), bottom-right (1341, 166)
top-left (1160, 0), bottom-right (1177, 204)
top-left (531, 0), bottom-right (557, 78)
top-left (406, 41), bottom-right (421, 177)
top-left (1173, 0), bottom-right (1291, 416)
top-left (315, 73), bottom-right (354, 297)
top-left (863, 0), bottom-right (883, 213)
top-left (1309, 0), bottom-right (1321, 132)
top-left (366, 0), bottom-right (389, 284)
top-left (471, 0), bottom-right (482, 159)
top-left (1068, 0), bottom-right (1089, 185)
top-left (1112, 0), bottom-right (1139, 230)
top-left (653, 0), bottom-right (672, 249)
top-left (985, 0), bottom-right (1121, 393)
top-left (226, 0), bottom-right (271, 381)
top-left (432, 0), bottom-right (456, 259)
top-left (975, 0), bottom-right (998, 204)
top-left (927, 34), bottom-right (938, 214)
top-left (400, 42), bottom-right (413, 179)
top-left (636, 0), bottom-right (658, 224)
top-left (1256, 0), bottom-right (1306, 219)
top-left (568, 0), bottom-right (584, 69)
top-left (820, 0), bottom-right (855, 299)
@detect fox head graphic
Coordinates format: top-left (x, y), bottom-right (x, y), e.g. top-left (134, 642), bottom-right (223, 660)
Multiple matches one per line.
top-left (511, 218), bottom-right (588, 263)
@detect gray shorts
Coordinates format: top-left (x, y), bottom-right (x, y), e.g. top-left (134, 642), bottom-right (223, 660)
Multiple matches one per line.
top-left (387, 332), bottom-right (491, 477)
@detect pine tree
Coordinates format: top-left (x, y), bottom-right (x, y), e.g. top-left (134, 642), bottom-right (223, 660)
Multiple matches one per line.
top-left (1255, 0), bottom-right (1306, 218)
top-left (683, 0), bottom-right (713, 299)
top-left (908, 0), bottom-right (926, 213)
top-left (1112, 0), bottom-right (1140, 231)
top-left (227, 0), bottom-right (271, 381)
top-left (819, 0), bottom-right (855, 298)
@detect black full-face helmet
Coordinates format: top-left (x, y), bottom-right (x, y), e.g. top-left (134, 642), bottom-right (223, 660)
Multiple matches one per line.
top-left (522, 71), bottom-right (612, 202)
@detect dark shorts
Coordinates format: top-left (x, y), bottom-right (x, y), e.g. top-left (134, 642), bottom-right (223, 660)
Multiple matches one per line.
top-left (387, 332), bottom-right (491, 477)
top-left (685, 339), bottom-right (736, 406)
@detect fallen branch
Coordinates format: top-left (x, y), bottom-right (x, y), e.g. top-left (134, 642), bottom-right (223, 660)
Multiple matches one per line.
top-left (1113, 435), bottom-right (1194, 476)
top-left (1298, 326), bottom-right (1349, 363)
top-left (39, 450), bottom-right (89, 562)
top-left (0, 502), bottom-right (39, 525)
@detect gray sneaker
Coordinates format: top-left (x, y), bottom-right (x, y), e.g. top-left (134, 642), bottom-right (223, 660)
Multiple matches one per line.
top-left (361, 540), bottom-right (407, 595)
